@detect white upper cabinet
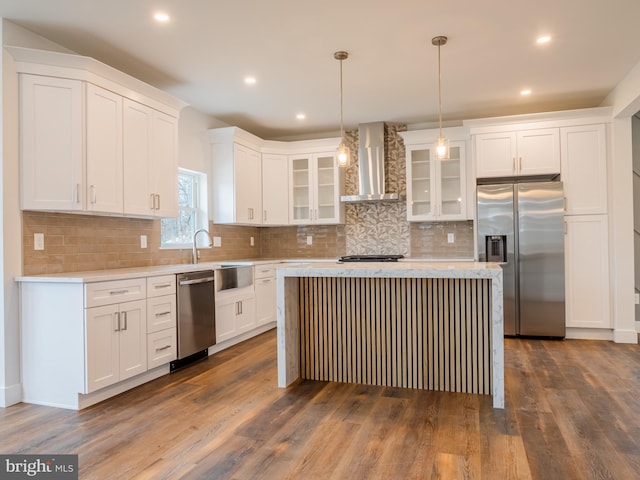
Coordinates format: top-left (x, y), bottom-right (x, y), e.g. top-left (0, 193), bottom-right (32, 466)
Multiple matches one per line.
top-left (123, 100), bottom-right (178, 218)
top-left (560, 124), bottom-right (608, 215)
top-left (210, 135), bottom-right (263, 225)
top-left (12, 47), bottom-right (182, 218)
top-left (86, 83), bottom-right (123, 214)
top-left (405, 141), bottom-right (467, 221)
top-left (20, 74), bottom-right (84, 211)
top-left (475, 128), bottom-right (560, 177)
top-left (262, 154), bottom-right (289, 225)
top-left (289, 152), bottom-right (344, 225)
top-left (400, 128), bottom-right (470, 222)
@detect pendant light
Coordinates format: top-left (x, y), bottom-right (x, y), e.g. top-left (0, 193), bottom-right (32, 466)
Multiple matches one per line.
top-left (334, 51), bottom-right (351, 168)
top-left (432, 36), bottom-right (449, 160)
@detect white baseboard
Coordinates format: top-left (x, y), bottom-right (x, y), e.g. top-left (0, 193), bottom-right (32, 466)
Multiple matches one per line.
top-left (565, 327), bottom-right (613, 341)
top-left (613, 328), bottom-right (639, 344)
top-left (0, 383), bottom-right (22, 408)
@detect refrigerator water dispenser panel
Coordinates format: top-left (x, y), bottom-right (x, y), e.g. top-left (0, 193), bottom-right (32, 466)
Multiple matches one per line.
top-left (486, 235), bottom-right (507, 263)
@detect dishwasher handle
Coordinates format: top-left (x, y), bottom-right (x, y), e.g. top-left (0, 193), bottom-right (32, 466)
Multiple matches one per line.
top-left (179, 276), bottom-right (214, 286)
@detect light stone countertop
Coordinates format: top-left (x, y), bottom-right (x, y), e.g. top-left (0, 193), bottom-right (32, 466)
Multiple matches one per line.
top-left (276, 260), bottom-right (501, 280)
top-left (14, 258), bottom-right (340, 284)
top-left (15, 258), bottom-right (487, 284)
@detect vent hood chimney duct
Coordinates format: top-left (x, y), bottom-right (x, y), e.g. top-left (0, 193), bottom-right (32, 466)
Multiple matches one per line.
top-left (340, 121), bottom-right (400, 203)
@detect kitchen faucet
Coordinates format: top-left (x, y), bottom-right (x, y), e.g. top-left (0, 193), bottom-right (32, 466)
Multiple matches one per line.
top-left (192, 229), bottom-right (212, 264)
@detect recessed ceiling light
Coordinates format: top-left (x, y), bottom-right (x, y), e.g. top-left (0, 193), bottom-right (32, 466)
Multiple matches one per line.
top-left (153, 12), bottom-right (170, 22)
top-left (244, 76), bottom-right (257, 85)
top-left (520, 89), bottom-right (532, 96)
top-left (536, 35), bottom-right (551, 44)
top-left (296, 113), bottom-right (306, 120)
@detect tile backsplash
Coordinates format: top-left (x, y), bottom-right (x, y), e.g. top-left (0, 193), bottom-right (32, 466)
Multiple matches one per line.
top-left (21, 123), bottom-right (475, 274)
top-left (22, 211), bottom-right (261, 275)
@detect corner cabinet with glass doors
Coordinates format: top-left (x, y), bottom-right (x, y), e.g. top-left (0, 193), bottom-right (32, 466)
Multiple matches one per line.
top-left (400, 128), bottom-right (470, 222)
top-left (288, 152), bottom-right (345, 224)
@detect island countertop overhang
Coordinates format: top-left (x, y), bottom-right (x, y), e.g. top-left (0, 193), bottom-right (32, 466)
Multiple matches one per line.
top-left (275, 261), bottom-right (503, 280)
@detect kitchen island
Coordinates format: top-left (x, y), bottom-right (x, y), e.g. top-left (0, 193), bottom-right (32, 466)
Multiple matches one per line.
top-left (276, 261), bottom-right (504, 408)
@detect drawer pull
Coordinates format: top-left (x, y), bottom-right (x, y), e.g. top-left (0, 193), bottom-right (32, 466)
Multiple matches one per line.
top-left (155, 345), bottom-right (172, 351)
top-left (154, 283), bottom-right (172, 289)
top-left (110, 290), bottom-right (129, 296)
top-left (155, 311), bottom-right (172, 317)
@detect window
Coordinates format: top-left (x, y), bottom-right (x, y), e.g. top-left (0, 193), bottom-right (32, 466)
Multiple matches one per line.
top-left (161, 168), bottom-right (208, 248)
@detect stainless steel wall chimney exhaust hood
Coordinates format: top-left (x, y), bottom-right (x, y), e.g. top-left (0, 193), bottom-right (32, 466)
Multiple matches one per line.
top-left (340, 122), bottom-right (400, 203)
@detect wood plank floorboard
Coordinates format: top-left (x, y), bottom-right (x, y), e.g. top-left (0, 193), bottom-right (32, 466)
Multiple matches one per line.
top-left (1, 330), bottom-right (639, 479)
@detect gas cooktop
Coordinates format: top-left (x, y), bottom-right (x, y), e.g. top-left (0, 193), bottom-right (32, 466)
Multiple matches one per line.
top-left (338, 254), bottom-right (404, 263)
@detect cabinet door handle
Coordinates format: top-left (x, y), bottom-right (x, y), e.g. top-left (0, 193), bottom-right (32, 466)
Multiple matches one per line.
top-left (122, 311), bottom-right (128, 331)
top-left (155, 194), bottom-right (161, 210)
top-left (156, 345), bottom-right (172, 351)
top-left (519, 157), bottom-right (522, 172)
top-left (238, 300), bottom-right (243, 315)
top-left (75, 184), bottom-right (81, 204)
top-left (90, 185), bottom-right (97, 204)
top-left (114, 312), bottom-right (121, 332)
top-left (150, 194), bottom-right (155, 210)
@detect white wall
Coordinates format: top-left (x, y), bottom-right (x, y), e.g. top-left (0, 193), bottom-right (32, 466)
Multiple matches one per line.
top-left (602, 59), bottom-right (640, 343)
top-left (178, 106), bottom-right (228, 175)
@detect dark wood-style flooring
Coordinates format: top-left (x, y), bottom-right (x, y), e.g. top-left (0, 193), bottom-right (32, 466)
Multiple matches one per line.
top-left (1, 330), bottom-right (639, 479)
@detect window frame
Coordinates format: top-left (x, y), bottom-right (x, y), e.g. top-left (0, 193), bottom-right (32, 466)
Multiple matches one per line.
top-left (160, 168), bottom-right (209, 249)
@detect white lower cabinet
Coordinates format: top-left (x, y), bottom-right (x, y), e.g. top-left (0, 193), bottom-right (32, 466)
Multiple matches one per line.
top-left (215, 286), bottom-right (256, 343)
top-left (255, 265), bottom-right (277, 327)
top-left (85, 299), bottom-right (147, 393)
top-left (146, 274), bottom-right (177, 368)
top-left (565, 215), bottom-right (611, 329)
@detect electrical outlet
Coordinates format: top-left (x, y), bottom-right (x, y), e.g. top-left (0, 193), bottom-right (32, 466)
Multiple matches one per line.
top-left (447, 233), bottom-right (455, 244)
top-left (34, 233), bottom-right (44, 251)
top-left (213, 236), bottom-right (222, 247)
top-left (250, 236), bottom-right (254, 246)
top-left (140, 235), bottom-right (147, 248)
top-left (306, 235), bottom-right (313, 245)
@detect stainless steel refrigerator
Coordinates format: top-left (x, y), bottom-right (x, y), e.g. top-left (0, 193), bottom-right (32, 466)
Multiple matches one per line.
top-left (477, 179), bottom-right (565, 337)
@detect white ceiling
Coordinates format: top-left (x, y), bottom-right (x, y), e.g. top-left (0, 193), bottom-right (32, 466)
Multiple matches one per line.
top-left (1, 0), bottom-right (640, 139)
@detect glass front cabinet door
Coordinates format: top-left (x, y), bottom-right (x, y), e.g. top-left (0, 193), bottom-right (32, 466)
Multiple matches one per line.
top-left (406, 141), bottom-right (466, 221)
top-left (289, 152), bottom-right (343, 225)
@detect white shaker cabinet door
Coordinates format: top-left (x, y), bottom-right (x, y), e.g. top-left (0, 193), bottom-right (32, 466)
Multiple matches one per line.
top-left (86, 83), bottom-right (123, 214)
top-left (123, 99), bottom-right (154, 216)
top-left (20, 74), bottom-right (84, 211)
top-left (262, 154), bottom-right (289, 225)
top-left (565, 215), bottom-right (611, 329)
top-left (118, 300), bottom-right (148, 381)
top-left (561, 124), bottom-right (607, 215)
top-left (151, 111), bottom-right (179, 218)
top-left (517, 128), bottom-right (560, 175)
top-left (85, 304), bottom-right (120, 393)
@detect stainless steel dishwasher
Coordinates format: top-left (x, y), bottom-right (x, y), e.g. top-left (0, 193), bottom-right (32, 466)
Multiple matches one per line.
top-left (171, 270), bottom-right (215, 371)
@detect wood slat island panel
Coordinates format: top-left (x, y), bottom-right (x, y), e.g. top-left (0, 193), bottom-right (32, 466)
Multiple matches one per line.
top-left (299, 277), bottom-right (492, 395)
top-left (276, 261), bottom-right (504, 408)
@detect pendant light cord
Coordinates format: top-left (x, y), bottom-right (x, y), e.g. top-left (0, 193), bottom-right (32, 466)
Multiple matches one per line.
top-left (437, 42), bottom-right (443, 139)
top-left (339, 57), bottom-right (345, 139)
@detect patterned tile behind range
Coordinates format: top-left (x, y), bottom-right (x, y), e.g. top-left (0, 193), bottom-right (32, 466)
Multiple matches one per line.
top-left (343, 124), bottom-right (410, 255)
